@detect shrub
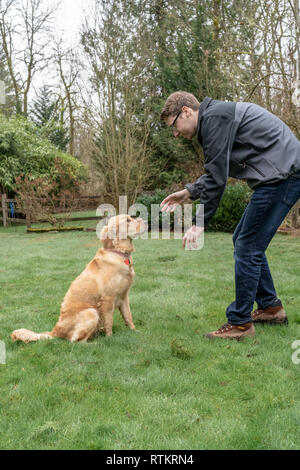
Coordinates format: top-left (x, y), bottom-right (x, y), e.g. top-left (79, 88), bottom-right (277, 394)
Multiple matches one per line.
top-left (155, 168), bottom-right (186, 188)
top-left (0, 114), bottom-right (87, 193)
top-left (205, 182), bottom-right (251, 232)
top-left (136, 188), bottom-right (168, 209)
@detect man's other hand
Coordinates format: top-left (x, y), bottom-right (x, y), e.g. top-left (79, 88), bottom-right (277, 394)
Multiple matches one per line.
top-left (182, 225), bottom-right (204, 250)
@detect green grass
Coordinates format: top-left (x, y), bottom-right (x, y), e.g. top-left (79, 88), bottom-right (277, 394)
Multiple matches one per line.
top-left (1, 221), bottom-right (300, 450)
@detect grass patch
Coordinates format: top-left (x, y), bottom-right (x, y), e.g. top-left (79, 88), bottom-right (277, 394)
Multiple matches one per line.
top-left (0, 222), bottom-right (300, 449)
top-left (171, 338), bottom-right (193, 359)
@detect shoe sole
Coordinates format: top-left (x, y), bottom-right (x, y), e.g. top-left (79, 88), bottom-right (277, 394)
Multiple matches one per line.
top-left (252, 318), bottom-right (288, 326)
top-left (204, 333), bottom-right (254, 341)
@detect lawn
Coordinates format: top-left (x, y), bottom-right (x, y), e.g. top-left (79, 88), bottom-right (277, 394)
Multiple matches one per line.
top-left (0, 221), bottom-right (300, 450)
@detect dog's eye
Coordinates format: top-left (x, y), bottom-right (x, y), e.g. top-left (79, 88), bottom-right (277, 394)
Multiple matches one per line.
top-left (127, 218), bottom-right (131, 222)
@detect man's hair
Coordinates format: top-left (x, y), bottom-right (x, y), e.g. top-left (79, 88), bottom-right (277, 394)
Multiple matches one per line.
top-left (160, 91), bottom-right (200, 121)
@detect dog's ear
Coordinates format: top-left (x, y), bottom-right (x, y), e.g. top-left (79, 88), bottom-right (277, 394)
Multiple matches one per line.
top-left (100, 225), bottom-right (114, 248)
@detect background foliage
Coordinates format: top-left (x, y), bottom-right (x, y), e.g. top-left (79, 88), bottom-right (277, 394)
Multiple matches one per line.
top-left (0, 114), bottom-right (87, 194)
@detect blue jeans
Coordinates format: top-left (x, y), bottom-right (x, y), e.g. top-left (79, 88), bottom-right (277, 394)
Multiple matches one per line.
top-left (226, 171), bottom-right (300, 325)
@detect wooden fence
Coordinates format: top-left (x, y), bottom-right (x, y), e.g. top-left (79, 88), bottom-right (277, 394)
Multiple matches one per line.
top-left (1, 194), bottom-right (103, 228)
top-left (1, 195), bottom-right (20, 227)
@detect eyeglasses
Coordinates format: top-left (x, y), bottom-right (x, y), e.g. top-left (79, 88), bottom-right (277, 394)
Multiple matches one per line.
top-left (171, 110), bottom-right (181, 128)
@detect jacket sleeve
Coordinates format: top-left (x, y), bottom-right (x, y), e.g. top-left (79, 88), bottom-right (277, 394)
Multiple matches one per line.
top-left (185, 115), bottom-right (234, 227)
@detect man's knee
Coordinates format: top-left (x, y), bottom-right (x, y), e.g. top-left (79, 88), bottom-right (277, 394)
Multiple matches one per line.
top-left (234, 237), bottom-right (265, 259)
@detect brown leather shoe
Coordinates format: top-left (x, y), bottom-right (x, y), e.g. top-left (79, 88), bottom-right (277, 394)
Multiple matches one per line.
top-left (204, 322), bottom-right (255, 341)
top-left (251, 303), bottom-right (288, 325)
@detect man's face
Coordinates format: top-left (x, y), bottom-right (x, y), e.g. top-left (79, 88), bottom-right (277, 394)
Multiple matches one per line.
top-left (165, 106), bottom-right (198, 140)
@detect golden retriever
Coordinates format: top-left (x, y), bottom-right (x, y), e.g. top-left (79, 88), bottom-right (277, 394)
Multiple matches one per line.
top-left (11, 215), bottom-right (145, 343)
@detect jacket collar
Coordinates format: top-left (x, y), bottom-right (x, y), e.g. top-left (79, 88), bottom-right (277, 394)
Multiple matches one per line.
top-left (197, 96), bottom-right (213, 143)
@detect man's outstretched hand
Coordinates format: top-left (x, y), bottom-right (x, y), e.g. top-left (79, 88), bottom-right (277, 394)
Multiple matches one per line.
top-left (160, 189), bottom-right (191, 213)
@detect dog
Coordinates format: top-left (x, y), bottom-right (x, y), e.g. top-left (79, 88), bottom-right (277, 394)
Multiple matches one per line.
top-left (11, 215), bottom-right (145, 343)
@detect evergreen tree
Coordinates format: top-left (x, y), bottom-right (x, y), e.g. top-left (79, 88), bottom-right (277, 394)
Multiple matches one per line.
top-left (30, 86), bottom-right (69, 151)
top-left (30, 85), bottom-right (57, 125)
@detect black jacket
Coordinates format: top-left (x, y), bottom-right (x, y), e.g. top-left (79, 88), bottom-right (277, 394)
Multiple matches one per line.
top-left (185, 97), bottom-right (300, 227)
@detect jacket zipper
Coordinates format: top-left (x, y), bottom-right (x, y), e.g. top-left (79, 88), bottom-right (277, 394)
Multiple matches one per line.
top-left (243, 162), bottom-right (266, 177)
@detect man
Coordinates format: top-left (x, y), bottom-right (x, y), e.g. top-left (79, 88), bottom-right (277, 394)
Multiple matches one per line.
top-left (160, 91), bottom-right (300, 340)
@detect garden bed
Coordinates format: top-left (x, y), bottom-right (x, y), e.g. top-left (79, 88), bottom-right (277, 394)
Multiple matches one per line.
top-left (277, 227), bottom-right (300, 237)
top-left (27, 226), bottom-right (84, 233)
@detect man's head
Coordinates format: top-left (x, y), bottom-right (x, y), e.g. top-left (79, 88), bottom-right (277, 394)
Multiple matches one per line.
top-left (160, 91), bottom-right (200, 139)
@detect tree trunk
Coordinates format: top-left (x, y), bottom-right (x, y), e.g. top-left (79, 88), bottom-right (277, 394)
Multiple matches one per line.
top-left (1, 194), bottom-right (8, 227)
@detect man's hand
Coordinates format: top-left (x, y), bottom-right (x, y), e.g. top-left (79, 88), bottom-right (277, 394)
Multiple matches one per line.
top-left (182, 225), bottom-right (204, 250)
top-left (160, 189), bottom-right (191, 213)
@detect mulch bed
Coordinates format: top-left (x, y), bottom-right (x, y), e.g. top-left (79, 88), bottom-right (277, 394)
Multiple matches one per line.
top-left (27, 227), bottom-right (84, 233)
top-left (277, 227), bottom-right (300, 237)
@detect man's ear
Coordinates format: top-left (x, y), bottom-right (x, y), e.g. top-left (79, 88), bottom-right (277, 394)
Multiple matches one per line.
top-left (182, 106), bottom-right (192, 117)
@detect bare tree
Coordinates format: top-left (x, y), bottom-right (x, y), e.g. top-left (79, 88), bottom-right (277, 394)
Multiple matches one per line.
top-left (0, 0), bottom-right (56, 116)
top-left (54, 41), bottom-right (80, 156)
top-left (0, 0), bottom-right (22, 113)
top-left (80, 0), bottom-right (154, 207)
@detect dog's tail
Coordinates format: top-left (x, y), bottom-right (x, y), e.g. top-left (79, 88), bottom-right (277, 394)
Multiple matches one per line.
top-left (11, 328), bottom-right (53, 343)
